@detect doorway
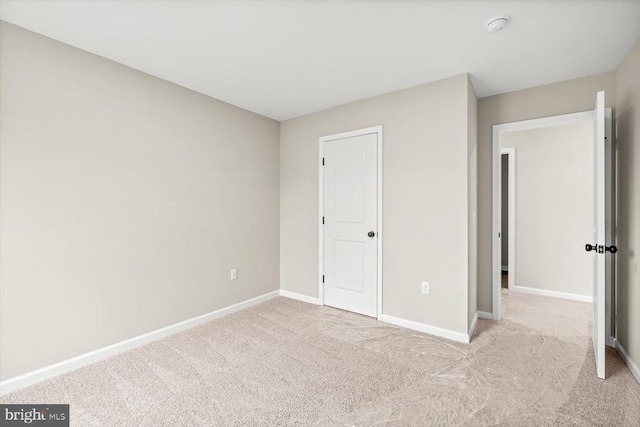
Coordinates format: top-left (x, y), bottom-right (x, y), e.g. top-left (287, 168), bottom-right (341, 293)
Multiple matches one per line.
top-left (319, 126), bottom-right (383, 318)
top-left (492, 109), bottom-right (612, 320)
top-left (492, 98), bottom-right (617, 378)
top-left (500, 148), bottom-right (515, 292)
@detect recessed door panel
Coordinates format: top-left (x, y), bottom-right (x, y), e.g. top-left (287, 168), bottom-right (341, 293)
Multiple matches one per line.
top-left (334, 240), bottom-right (365, 293)
top-left (334, 150), bottom-right (365, 224)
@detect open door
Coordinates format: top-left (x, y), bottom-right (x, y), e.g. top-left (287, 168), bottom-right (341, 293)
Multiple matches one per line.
top-left (588, 91), bottom-right (615, 379)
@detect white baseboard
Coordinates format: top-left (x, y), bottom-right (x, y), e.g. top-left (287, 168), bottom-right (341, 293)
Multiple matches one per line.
top-left (468, 312), bottom-right (479, 340)
top-left (613, 338), bottom-right (640, 384)
top-left (606, 334), bottom-right (614, 347)
top-left (380, 314), bottom-right (470, 344)
top-left (478, 311), bottom-right (493, 320)
top-left (0, 290), bottom-right (280, 395)
top-left (511, 285), bottom-right (592, 303)
top-left (279, 290), bottom-right (321, 305)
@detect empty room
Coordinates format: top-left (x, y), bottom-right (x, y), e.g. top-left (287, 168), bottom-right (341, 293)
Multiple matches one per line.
top-left (0, 1), bottom-right (639, 426)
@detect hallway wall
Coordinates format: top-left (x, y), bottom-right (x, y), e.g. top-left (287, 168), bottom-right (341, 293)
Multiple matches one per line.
top-left (614, 38), bottom-right (640, 376)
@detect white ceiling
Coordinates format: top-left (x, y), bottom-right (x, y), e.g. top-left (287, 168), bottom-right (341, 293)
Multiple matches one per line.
top-left (1, 1), bottom-right (639, 121)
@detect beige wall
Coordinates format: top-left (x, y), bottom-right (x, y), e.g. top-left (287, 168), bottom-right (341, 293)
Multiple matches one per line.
top-left (478, 72), bottom-right (615, 313)
top-left (500, 122), bottom-right (594, 297)
top-left (0, 22), bottom-right (280, 381)
top-left (614, 39), bottom-right (640, 372)
top-left (3, 16), bottom-right (635, 382)
top-left (280, 74), bottom-right (474, 334)
top-left (467, 80), bottom-right (478, 328)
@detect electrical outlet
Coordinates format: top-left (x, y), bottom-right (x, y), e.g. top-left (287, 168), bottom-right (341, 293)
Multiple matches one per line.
top-left (230, 269), bottom-right (238, 280)
top-left (421, 281), bottom-right (430, 295)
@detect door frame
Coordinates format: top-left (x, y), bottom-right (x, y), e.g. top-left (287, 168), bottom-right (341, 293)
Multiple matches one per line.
top-left (491, 110), bottom-right (611, 321)
top-left (319, 125), bottom-right (383, 319)
top-left (604, 106), bottom-right (614, 346)
top-left (500, 147), bottom-right (516, 291)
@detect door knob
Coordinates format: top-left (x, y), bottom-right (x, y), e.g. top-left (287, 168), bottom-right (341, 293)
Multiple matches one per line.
top-left (585, 244), bottom-right (605, 253)
top-left (586, 243), bottom-right (618, 254)
top-left (368, 231), bottom-right (375, 238)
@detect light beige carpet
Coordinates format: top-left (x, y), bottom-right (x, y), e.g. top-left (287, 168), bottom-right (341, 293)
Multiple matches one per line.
top-left (2, 290), bottom-right (639, 426)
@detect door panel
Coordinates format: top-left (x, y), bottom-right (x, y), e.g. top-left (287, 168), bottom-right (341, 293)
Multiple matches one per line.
top-left (334, 151), bottom-right (366, 223)
top-left (334, 240), bottom-right (365, 293)
top-left (324, 132), bottom-right (377, 317)
top-left (592, 91), bottom-right (606, 379)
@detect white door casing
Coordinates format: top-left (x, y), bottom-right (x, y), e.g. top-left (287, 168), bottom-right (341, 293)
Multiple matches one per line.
top-left (604, 107), bottom-right (614, 348)
top-left (319, 126), bottom-right (382, 318)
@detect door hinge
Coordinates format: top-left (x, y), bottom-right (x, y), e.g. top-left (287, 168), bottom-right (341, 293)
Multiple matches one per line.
top-left (322, 157), bottom-right (325, 166)
top-left (322, 275), bottom-right (325, 283)
top-left (322, 216), bottom-right (324, 224)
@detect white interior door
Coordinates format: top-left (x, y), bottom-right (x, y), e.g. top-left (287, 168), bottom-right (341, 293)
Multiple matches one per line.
top-left (323, 132), bottom-right (378, 317)
top-left (587, 92), bottom-right (610, 378)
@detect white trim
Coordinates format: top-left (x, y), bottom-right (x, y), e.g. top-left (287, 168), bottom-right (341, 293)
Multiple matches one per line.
top-left (319, 125), bottom-right (383, 319)
top-left (492, 124), bottom-right (501, 320)
top-left (377, 126), bottom-right (383, 320)
top-left (510, 285), bottom-right (592, 303)
top-left (613, 338), bottom-right (640, 384)
top-left (468, 312), bottom-right (479, 340)
top-left (606, 335), bottom-right (614, 347)
top-left (279, 290), bottom-right (321, 305)
top-left (0, 290), bottom-right (280, 395)
top-left (380, 314), bottom-right (470, 344)
top-left (478, 311), bottom-right (493, 320)
top-left (319, 133), bottom-right (324, 307)
top-left (604, 108), bottom-right (614, 349)
top-left (493, 110), bottom-right (596, 321)
top-left (494, 110), bottom-right (597, 133)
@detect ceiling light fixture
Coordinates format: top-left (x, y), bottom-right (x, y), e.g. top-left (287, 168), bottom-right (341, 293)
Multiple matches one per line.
top-left (485, 15), bottom-right (510, 33)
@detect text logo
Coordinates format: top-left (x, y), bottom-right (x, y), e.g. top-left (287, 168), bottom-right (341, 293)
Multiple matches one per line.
top-left (0, 405), bottom-right (69, 426)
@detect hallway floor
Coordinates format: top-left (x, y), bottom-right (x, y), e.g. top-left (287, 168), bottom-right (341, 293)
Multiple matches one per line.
top-left (2, 291), bottom-right (639, 426)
